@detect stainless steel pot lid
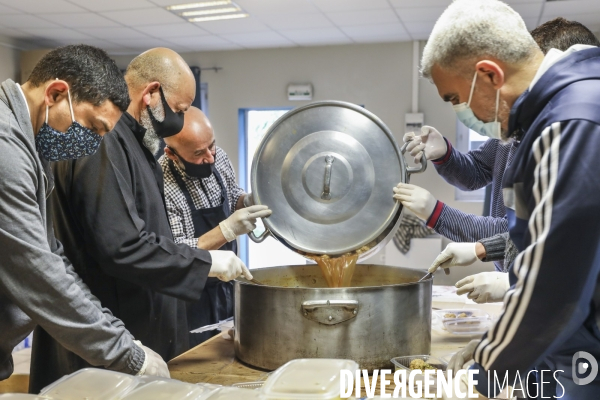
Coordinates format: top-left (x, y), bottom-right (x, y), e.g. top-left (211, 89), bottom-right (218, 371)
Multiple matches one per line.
top-left (251, 101), bottom-right (417, 256)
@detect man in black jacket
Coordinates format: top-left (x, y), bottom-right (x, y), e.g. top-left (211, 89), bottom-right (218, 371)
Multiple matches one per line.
top-left (31, 47), bottom-right (250, 392)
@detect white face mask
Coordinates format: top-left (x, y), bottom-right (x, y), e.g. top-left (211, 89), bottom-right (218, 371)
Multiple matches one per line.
top-left (452, 71), bottom-right (501, 139)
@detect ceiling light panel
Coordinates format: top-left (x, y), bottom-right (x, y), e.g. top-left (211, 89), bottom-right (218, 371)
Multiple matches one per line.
top-left (166, 1), bottom-right (249, 23)
top-left (167, 1), bottom-right (231, 11)
top-left (181, 7), bottom-right (239, 16)
top-left (188, 13), bottom-right (249, 22)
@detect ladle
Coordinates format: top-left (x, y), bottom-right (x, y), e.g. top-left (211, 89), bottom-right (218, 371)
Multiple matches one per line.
top-left (418, 267), bottom-right (450, 282)
top-left (417, 272), bottom-right (433, 282)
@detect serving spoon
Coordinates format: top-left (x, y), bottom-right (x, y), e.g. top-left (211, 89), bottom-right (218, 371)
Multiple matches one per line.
top-left (417, 268), bottom-right (450, 282)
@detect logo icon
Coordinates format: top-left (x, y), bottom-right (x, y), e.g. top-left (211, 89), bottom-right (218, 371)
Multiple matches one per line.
top-left (572, 351), bottom-right (598, 385)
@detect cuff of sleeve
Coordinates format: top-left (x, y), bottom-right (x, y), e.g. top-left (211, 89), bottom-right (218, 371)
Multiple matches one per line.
top-left (133, 340), bottom-right (148, 376)
top-left (432, 138), bottom-right (452, 165)
top-left (426, 201), bottom-right (444, 228)
top-left (113, 340), bottom-right (145, 376)
top-left (478, 235), bottom-right (507, 262)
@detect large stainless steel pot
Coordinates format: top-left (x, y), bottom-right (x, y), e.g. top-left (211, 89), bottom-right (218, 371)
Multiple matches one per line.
top-left (249, 101), bottom-right (426, 260)
top-left (234, 264), bottom-right (432, 371)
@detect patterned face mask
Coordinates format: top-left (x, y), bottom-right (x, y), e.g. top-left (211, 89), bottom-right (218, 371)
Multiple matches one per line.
top-left (35, 87), bottom-right (103, 161)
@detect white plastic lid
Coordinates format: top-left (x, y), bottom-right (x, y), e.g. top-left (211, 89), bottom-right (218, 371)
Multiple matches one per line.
top-left (261, 358), bottom-right (358, 399)
top-left (205, 387), bottom-right (264, 399)
top-left (0, 395), bottom-right (52, 399)
top-left (121, 380), bottom-right (218, 400)
top-left (40, 368), bottom-right (138, 400)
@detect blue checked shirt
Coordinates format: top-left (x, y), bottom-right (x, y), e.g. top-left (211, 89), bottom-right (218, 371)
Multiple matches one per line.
top-left (426, 138), bottom-right (518, 271)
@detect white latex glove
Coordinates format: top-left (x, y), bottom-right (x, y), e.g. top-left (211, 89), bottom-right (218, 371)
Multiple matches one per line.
top-left (242, 193), bottom-right (254, 207)
top-left (134, 341), bottom-right (170, 378)
top-left (392, 183), bottom-right (437, 221)
top-left (456, 271), bottom-right (510, 303)
top-left (219, 205), bottom-right (272, 242)
top-left (403, 125), bottom-right (448, 163)
top-left (429, 242), bottom-right (479, 273)
top-left (448, 340), bottom-right (480, 378)
top-left (208, 250), bottom-right (253, 282)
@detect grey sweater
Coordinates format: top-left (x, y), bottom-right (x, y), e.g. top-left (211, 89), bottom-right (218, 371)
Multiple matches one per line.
top-left (478, 232), bottom-right (519, 272)
top-left (0, 79), bottom-right (143, 381)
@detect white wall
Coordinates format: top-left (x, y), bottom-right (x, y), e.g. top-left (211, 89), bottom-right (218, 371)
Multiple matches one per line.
top-left (0, 38), bottom-right (20, 83)
top-left (112, 42), bottom-right (483, 218)
top-left (18, 41), bottom-right (492, 276)
top-left (114, 42), bottom-right (494, 278)
top-left (20, 49), bottom-right (49, 83)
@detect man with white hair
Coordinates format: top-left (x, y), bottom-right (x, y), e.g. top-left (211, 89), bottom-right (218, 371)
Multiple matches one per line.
top-left (401, 18), bottom-right (600, 306)
top-left (421, 0), bottom-right (600, 398)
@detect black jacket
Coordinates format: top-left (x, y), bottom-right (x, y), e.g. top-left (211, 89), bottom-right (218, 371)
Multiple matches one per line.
top-left (30, 112), bottom-right (212, 392)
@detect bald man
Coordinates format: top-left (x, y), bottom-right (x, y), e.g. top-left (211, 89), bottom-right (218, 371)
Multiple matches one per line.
top-left (160, 107), bottom-right (271, 346)
top-left (34, 48), bottom-right (250, 391)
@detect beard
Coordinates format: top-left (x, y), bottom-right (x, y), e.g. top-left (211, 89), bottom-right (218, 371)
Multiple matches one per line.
top-left (139, 100), bottom-right (165, 155)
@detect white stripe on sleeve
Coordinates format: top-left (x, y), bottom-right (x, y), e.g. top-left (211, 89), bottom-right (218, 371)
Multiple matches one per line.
top-left (475, 122), bottom-right (561, 369)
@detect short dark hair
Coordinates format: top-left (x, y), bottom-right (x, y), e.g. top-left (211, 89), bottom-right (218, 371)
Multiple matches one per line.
top-left (27, 44), bottom-right (130, 112)
top-left (531, 17), bottom-right (600, 54)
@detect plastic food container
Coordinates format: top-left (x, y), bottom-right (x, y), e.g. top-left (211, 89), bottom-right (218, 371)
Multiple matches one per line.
top-left (231, 381), bottom-right (266, 390)
top-left (261, 358), bottom-right (359, 399)
top-left (205, 387), bottom-right (264, 399)
top-left (391, 355), bottom-right (447, 392)
top-left (434, 309), bottom-right (492, 335)
top-left (39, 368), bottom-right (139, 400)
top-left (120, 379), bottom-right (218, 400)
top-left (391, 355), bottom-right (447, 372)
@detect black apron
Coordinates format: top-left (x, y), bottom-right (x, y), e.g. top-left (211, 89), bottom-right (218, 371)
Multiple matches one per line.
top-left (169, 160), bottom-right (236, 347)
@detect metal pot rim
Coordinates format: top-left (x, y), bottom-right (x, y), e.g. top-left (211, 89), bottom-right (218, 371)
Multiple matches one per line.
top-left (236, 264), bottom-right (433, 290)
top-left (234, 278), bottom-right (432, 290)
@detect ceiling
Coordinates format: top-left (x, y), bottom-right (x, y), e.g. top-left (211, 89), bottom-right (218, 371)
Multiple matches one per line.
top-left (0, 0), bottom-right (598, 54)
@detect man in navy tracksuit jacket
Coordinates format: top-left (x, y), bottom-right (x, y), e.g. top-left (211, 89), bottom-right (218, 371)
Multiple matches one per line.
top-left (470, 46), bottom-right (600, 399)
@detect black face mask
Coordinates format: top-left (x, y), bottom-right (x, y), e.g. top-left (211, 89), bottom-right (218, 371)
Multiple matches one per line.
top-left (169, 146), bottom-right (215, 179)
top-left (148, 87), bottom-right (185, 138)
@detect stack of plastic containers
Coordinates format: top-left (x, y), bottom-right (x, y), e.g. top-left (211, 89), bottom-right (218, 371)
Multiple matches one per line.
top-left (40, 369), bottom-right (138, 399)
top-left (27, 369), bottom-right (262, 400)
top-left (1, 358), bottom-right (360, 400)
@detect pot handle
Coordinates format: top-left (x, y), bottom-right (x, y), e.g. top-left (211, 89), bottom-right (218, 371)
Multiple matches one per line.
top-left (321, 155), bottom-right (335, 200)
top-left (302, 300), bottom-right (359, 325)
top-left (248, 227), bottom-right (271, 243)
top-left (400, 140), bottom-right (427, 176)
